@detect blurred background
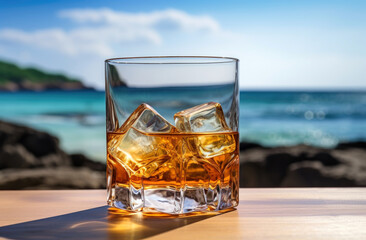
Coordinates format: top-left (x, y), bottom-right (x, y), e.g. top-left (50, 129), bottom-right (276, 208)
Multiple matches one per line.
top-left (0, 0), bottom-right (365, 189)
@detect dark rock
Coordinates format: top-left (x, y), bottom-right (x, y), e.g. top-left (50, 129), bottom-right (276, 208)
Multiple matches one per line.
top-left (0, 167), bottom-right (106, 190)
top-left (281, 161), bottom-right (360, 187)
top-left (265, 153), bottom-right (295, 186)
top-left (309, 152), bottom-right (340, 166)
top-left (20, 133), bottom-right (59, 157)
top-left (0, 144), bottom-right (37, 169)
top-left (39, 154), bottom-right (71, 168)
top-left (70, 154), bottom-right (106, 172)
top-left (336, 141), bottom-right (366, 150)
top-left (240, 142), bottom-right (366, 187)
top-left (0, 120), bottom-right (70, 165)
top-left (0, 120), bottom-right (106, 189)
top-left (240, 162), bottom-right (270, 187)
top-left (17, 81), bottom-right (94, 92)
top-left (240, 142), bottom-right (264, 151)
top-left (2, 119), bottom-right (366, 189)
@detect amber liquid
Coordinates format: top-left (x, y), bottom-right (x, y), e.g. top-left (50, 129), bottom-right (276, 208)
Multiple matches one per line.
top-left (107, 129), bottom-right (239, 213)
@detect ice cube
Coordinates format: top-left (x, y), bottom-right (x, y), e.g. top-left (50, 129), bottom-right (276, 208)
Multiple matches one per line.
top-left (108, 128), bottom-right (177, 211)
top-left (109, 128), bottom-right (176, 178)
top-left (174, 102), bottom-right (230, 132)
top-left (108, 104), bottom-right (180, 211)
top-left (119, 103), bottom-right (177, 133)
top-left (110, 103), bottom-right (178, 176)
top-left (174, 102), bottom-right (236, 159)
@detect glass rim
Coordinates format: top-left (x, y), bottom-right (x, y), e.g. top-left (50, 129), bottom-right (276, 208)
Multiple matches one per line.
top-left (105, 56), bottom-right (239, 64)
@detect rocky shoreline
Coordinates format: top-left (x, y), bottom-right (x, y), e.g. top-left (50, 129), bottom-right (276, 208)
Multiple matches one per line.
top-left (1, 120), bottom-right (365, 189)
top-left (0, 60), bottom-right (94, 92)
top-left (239, 142), bottom-right (366, 187)
top-left (0, 120), bottom-right (105, 189)
top-left (0, 81), bottom-right (94, 92)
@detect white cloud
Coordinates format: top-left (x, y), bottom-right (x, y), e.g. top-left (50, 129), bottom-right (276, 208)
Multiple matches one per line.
top-left (0, 28), bottom-right (108, 56)
top-left (2, 7), bottom-right (363, 90)
top-left (0, 8), bottom-right (220, 57)
top-left (59, 8), bottom-right (220, 33)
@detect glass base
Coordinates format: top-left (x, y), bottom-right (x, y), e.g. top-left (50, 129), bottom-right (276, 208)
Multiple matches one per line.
top-left (107, 185), bottom-right (238, 216)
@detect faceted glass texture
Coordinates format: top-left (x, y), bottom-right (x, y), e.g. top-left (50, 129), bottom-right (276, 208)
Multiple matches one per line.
top-left (107, 103), bottom-right (239, 215)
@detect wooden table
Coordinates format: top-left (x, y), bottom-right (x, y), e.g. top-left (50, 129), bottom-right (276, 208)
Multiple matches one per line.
top-left (0, 189), bottom-right (365, 239)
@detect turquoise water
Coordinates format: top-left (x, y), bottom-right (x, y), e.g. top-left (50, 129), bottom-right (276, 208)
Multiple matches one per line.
top-left (1, 90), bottom-right (365, 161)
top-left (241, 91), bottom-right (366, 147)
top-left (0, 91), bottom-right (106, 160)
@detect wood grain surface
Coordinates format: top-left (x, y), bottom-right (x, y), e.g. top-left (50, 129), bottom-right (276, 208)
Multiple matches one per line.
top-left (0, 188), bottom-right (365, 239)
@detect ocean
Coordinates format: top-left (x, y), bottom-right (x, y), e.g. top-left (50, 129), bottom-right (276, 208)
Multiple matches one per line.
top-left (1, 90), bottom-right (365, 161)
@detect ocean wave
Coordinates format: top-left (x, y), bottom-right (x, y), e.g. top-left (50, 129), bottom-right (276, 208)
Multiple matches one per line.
top-left (240, 107), bottom-right (366, 120)
top-left (26, 112), bottom-right (105, 126)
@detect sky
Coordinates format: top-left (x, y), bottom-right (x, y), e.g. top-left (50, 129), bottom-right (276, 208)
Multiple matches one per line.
top-left (0, 0), bottom-right (365, 90)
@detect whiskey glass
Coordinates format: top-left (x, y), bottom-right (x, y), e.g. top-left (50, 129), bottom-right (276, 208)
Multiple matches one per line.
top-left (105, 56), bottom-right (239, 216)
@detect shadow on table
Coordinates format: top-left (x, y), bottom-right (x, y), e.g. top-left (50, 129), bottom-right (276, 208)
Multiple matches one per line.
top-left (0, 206), bottom-right (227, 240)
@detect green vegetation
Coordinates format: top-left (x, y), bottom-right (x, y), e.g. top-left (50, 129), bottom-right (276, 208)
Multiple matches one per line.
top-left (0, 60), bottom-right (80, 85)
